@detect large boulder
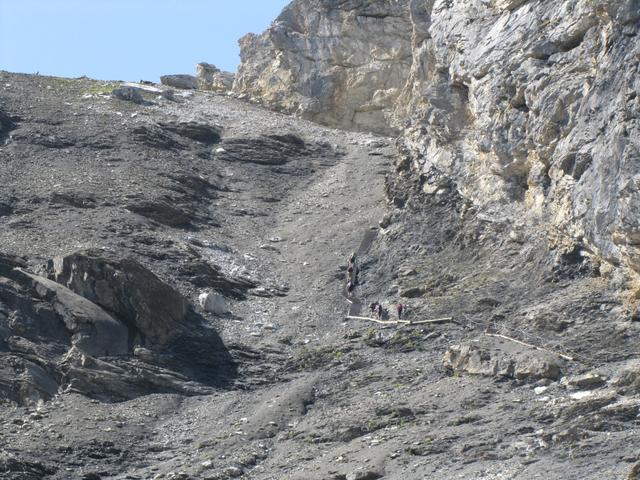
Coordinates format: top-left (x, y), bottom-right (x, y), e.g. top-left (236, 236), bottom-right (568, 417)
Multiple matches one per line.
top-left (20, 271), bottom-right (128, 357)
top-left (0, 250), bottom-right (236, 405)
top-left (196, 62), bottom-right (234, 92)
top-left (0, 256), bottom-right (124, 404)
top-left (160, 74), bottom-right (198, 90)
top-left (48, 249), bottom-right (189, 347)
top-left (443, 343), bottom-right (563, 381)
top-left (198, 291), bottom-right (228, 315)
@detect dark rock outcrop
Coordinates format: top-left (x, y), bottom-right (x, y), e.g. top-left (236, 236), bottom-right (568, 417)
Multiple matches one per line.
top-left (0, 108), bottom-right (16, 143)
top-left (160, 74), bottom-right (198, 90)
top-left (48, 249), bottom-right (190, 348)
top-left (218, 134), bottom-right (322, 166)
top-left (0, 250), bottom-right (235, 405)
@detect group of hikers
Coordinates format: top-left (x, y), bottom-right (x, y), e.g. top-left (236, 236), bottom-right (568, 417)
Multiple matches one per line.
top-left (368, 300), bottom-right (405, 321)
top-left (345, 252), bottom-right (406, 321)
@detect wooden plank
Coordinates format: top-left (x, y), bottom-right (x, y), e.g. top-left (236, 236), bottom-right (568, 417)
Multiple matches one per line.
top-left (484, 332), bottom-right (575, 361)
top-left (345, 315), bottom-right (456, 326)
top-left (399, 317), bottom-right (455, 325)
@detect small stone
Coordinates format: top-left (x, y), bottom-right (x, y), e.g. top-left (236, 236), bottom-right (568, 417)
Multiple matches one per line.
top-left (399, 268), bottom-right (417, 277)
top-left (422, 183), bottom-right (439, 195)
top-left (223, 466), bottom-right (243, 478)
top-left (112, 86), bottom-right (144, 104)
top-left (346, 470), bottom-right (382, 480)
top-left (399, 286), bottom-right (424, 298)
top-left (570, 390), bottom-right (594, 400)
top-left (562, 372), bottom-right (607, 390)
top-left (198, 292), bottom-right (229, 315)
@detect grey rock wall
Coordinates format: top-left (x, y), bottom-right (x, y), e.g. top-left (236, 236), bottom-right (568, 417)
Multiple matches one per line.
top-left (399, 0), bottom-right (640, 278)
top-left (235, 0), bottom-right (640, 278)
top-left (233, 0), bottom-right (415, 135)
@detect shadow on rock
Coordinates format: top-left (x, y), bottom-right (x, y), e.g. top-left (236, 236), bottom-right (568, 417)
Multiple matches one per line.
top-left (0, 250), bottom-right (236, 405)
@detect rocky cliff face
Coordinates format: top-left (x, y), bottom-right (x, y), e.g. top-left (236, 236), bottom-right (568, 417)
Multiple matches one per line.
top-left (235, 0), bottom-right (640, 288)
top-left (233, 0), bottom-right (415, 135)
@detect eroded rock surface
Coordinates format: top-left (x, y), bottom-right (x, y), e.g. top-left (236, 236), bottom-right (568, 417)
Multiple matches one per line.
top-left (1, 35), bottom-right (639, 476)
top-left (233, 0), bottom-right (414, 135)
top-left (0, 249), bottom-right (234, 405)
top-left (443, 343), bottom-right (563, 381)
top-left (196, 62), bottom-right (235, 92)
top-left (236, 0), bottom-right (640, 284)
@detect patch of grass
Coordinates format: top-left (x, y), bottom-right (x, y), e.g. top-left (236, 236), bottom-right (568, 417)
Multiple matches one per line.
top-left (286, 345), bottom-right (351, 372)
top-left (51, 77), bottom-right (76, 89)
top-left (365, 329), bottom-right (427, 352)
top-left (85, 83), bottom-right (117, 95)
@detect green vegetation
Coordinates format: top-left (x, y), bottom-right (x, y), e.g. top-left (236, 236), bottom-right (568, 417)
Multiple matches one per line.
top-left (287, 345), bottom-right (351, 371)
top-left (364, 328), bottom-right (426, 352)
top-left (85, 83), bottom-right (117, 95)
top-left (51, 77), bottom-right (76, 89)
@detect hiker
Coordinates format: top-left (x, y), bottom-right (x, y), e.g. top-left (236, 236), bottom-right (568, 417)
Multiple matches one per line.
top-left (369, 301), bottom-right (379, 317)
top-left (347, 252), bottom-right (355, 269)
top-left (374, 303), bottom-right (383, 320)
top-left (396, 303), bottom-right (405, 320)
top-left (346, 281), bottom-right (355, 297)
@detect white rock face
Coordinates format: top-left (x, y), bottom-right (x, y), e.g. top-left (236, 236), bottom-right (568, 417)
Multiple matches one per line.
top-left (198, 292), bottom-right (228, 315)
top-left (196, 63), bottom-right (234, 92)
top-left (233, 0), bottom-right (414, 135)
top-left (397, 0), bottom-right (640, 278)
top-left (235, 0), bottom-right (640, 279)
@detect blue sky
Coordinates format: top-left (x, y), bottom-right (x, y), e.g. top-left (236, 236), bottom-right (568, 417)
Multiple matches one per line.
top-left (0, 0), bottom-right (289, 82)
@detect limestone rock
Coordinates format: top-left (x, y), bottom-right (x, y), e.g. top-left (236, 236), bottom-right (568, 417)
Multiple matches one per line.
top-left (443, 344), bottom-right (515, 378)
top-left (198, 292), bottom-right (228, 315)
top-left (443, 344), bottom-right (562, 381)
top-left (196, 62), bottom-right (234, 92)
top-left (562, 372), bottom-right (608, 390)
top-left (160, 74), bottom-right (198, 90)
top-left (236, 0), bottom-right (640, 278)
top-left (232, 0), bottom-right (413, 135)
top-left (111, 86), bottom-right (144, 104)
